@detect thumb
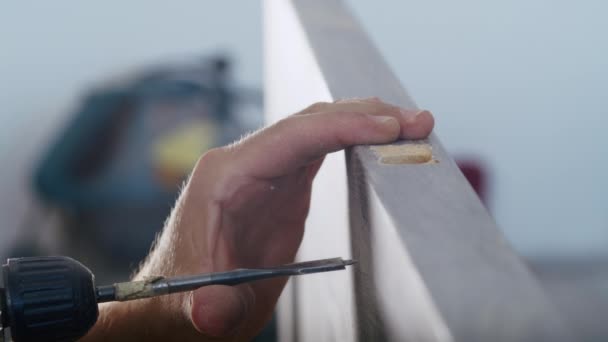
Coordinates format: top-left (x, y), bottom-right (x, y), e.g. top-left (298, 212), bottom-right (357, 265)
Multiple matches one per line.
top-left (189, 284), bottom-right (256, 338)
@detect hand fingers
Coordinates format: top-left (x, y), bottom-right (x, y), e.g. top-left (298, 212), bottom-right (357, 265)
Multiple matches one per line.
top-left (229, 110), bottom-right (401, 178)
top-left (318, 100), bottom-right (434, 139)
top-left (209, 98), bottom-right (434, 178)
top-left (296, 97), bottom-right (388, 115)
top-left (335, 96), bottom-right (382, 104)
top-left (295, 98), bottom-right (434, 139)
top-left (297, 97), bottom-right (385, 114)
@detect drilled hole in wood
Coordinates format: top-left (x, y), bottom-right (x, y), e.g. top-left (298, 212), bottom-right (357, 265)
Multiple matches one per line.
top-left (371, 143), bottom-right (437, 165)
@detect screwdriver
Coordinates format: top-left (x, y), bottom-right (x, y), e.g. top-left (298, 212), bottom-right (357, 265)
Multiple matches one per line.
top-left (0, 256), bottom-right (355, 342)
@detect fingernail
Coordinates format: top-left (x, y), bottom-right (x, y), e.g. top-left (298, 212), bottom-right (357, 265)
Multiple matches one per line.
top-left (416, 110), bottom-right (431, 117)
top-left (400, 109), bottom-right (430, 123)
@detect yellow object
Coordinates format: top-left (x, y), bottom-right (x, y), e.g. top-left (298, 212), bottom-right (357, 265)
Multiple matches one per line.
top-left (152, 119), bottom-right (217, 178)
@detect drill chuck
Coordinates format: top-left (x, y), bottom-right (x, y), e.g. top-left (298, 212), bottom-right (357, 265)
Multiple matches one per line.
top-left (1, 257), bottom-right (98, 342)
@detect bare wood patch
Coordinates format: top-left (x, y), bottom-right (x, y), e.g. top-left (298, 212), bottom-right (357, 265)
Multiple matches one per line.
top-left (371, 143), bottom-right (436, 164)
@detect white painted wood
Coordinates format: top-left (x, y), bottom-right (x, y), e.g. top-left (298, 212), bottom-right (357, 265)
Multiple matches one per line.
top-left (265, 0), bottom-right (573, 340)
top-left (264, 1), bottom-right (356, 341)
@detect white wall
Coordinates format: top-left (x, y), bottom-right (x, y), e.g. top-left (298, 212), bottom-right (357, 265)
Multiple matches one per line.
top-left (348, 0), bottom-right (608, 257)
top-left (0, 1), bottom-right (262, 253)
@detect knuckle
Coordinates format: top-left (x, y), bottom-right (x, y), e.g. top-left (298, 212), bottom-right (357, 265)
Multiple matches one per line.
top-left (204, 146), bottom-right (226, 160)
top-left (332, 111), bottom-right (372, 130)
top-left (190, 147), bottom-right (231, 194)
top-left (330, 110), bottom-right (369, 124)
top-left (269, 115), bottom-right (301, 134)
top-left (363, 96), bottom-right (383, 103)
top-left (348, 111), bottom-right (371, 121)
top-left (194, 147), bottom-right (224, 170)
top-left (300, 101), bottom-right (331, 114)
top-left (332, 98), bottom-right (350, 103)
top-left (333, 97), bottom-right (360, 104)
top-left (275, 115), bottom-right (295, 128)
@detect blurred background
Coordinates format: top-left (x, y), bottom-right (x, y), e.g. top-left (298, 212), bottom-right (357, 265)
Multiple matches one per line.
top-left (0, 1), bottom-right (263, 269)
top-left (0, 0), bottom-right (606, 339)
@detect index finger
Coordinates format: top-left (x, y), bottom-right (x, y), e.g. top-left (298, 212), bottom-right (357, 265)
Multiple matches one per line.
top-left (297, 98), bottom-right (434, 139)
top-left (226, 107), bottom-right (434, 179)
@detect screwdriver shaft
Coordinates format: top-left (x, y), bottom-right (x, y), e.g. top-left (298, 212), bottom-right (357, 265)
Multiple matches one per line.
top-left (97, 257), bottom-right (355, 303)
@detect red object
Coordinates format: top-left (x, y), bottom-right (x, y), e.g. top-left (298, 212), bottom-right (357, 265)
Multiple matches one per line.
top-left (457, 159), bottom-right (487, 205)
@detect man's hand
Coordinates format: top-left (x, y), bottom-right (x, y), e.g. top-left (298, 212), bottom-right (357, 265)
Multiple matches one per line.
top-left (84, 98), bottom-right (434, 341)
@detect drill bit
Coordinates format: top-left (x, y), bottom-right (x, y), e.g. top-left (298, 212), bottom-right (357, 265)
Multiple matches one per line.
top-left (96, 257), bottom-right (356, 303)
